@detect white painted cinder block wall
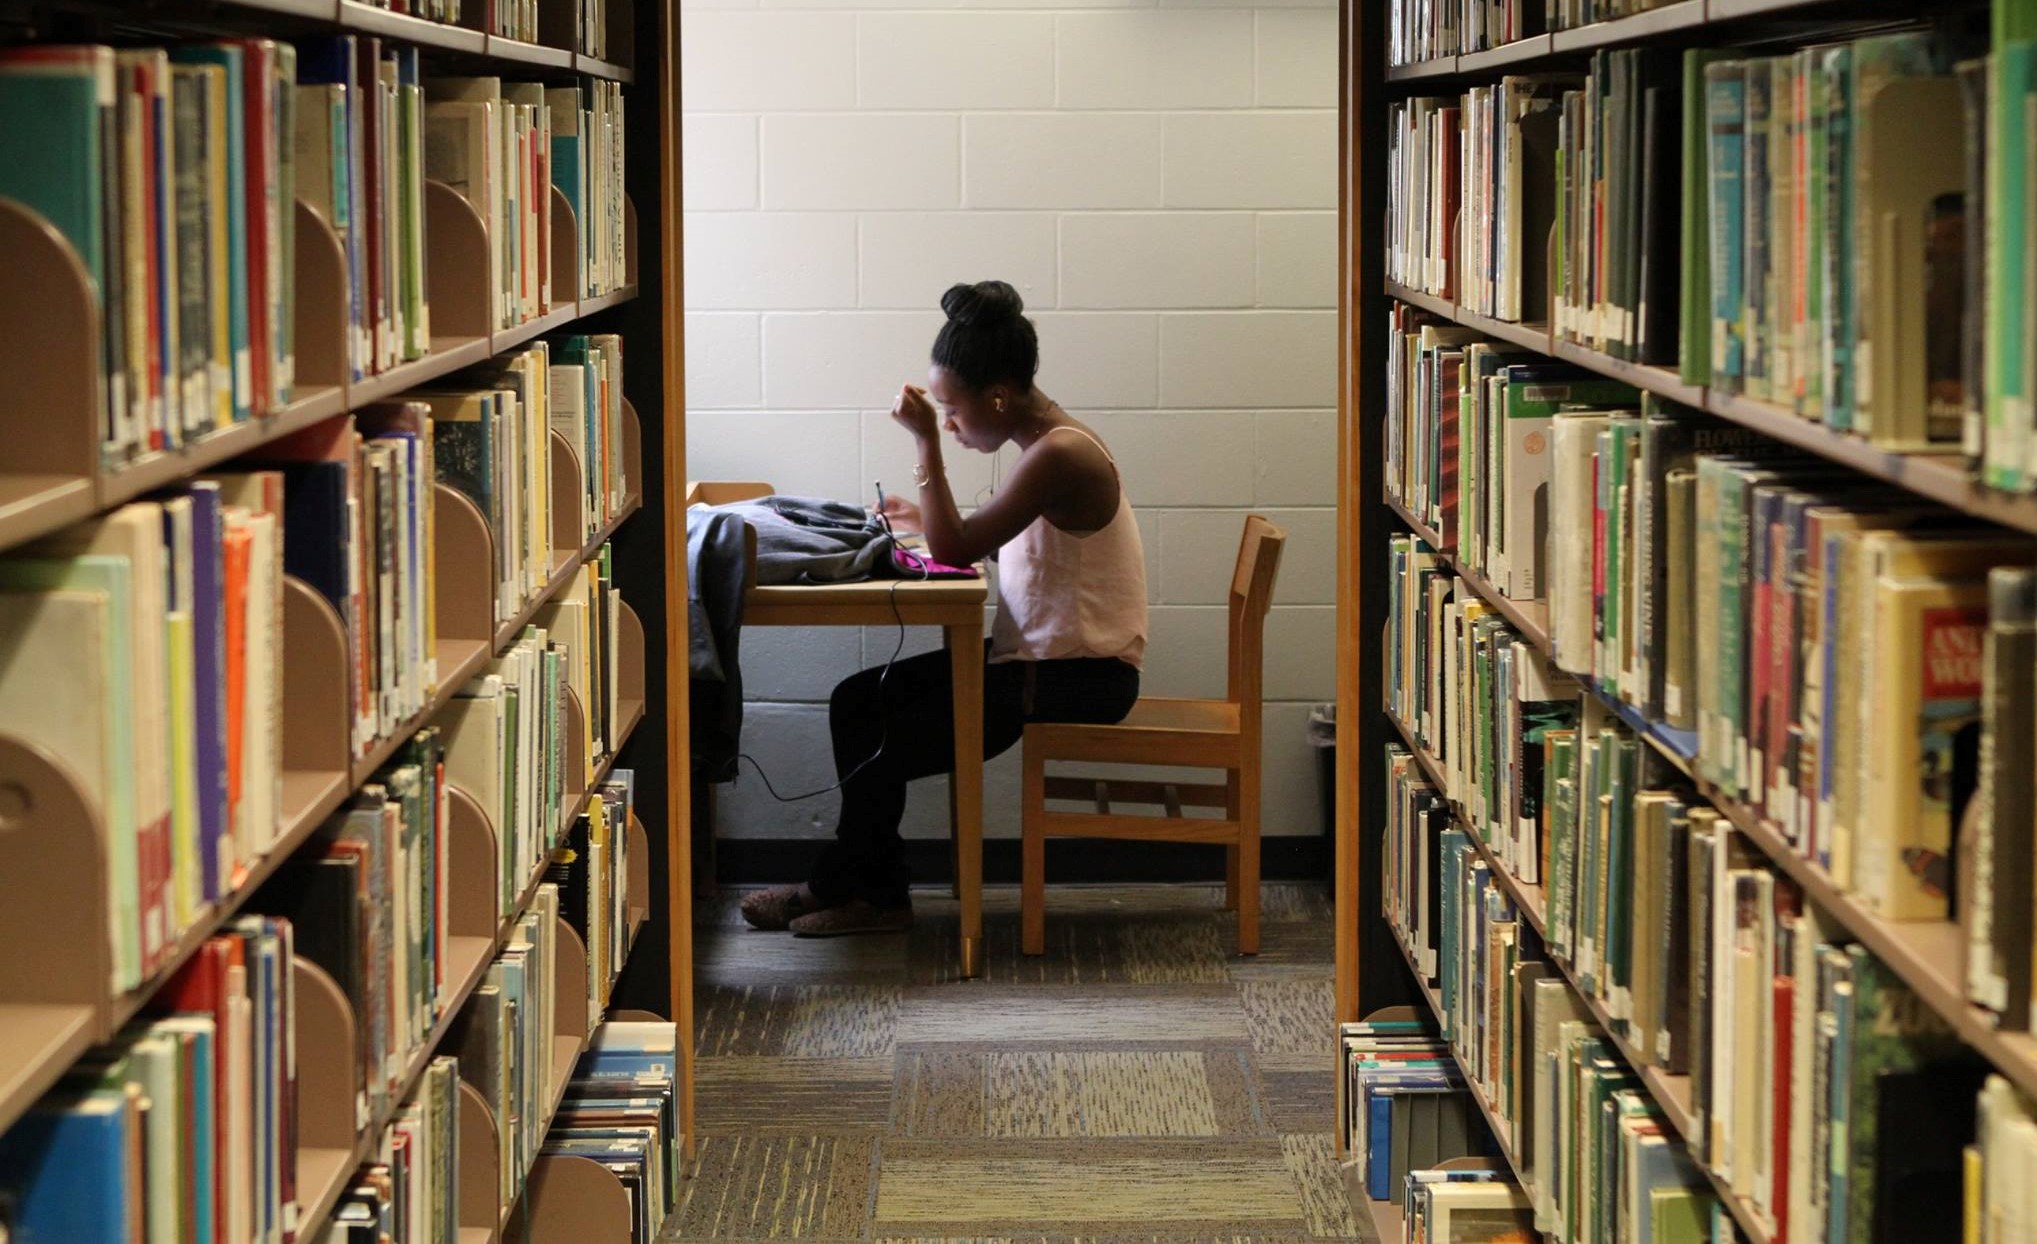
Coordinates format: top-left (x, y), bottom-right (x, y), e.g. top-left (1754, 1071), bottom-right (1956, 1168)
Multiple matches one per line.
top-left (679, 0), bottom-right (1340, 849)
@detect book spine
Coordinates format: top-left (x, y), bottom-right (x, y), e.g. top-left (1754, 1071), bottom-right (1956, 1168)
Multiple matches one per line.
top-left (1707, 63), bottom-right (1747, 392)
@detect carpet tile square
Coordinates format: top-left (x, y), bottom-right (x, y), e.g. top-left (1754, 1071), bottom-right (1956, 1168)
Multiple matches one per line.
top-left (873, 1140), bottom-right (1308, 1234)
top-left (694, 1057), bottom-right (898, 1133)
top-left (895, 986), bottom-right (1249, 1046)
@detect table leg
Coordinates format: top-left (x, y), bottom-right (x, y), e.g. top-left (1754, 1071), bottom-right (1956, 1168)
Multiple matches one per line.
top-left (947, 618), bottom-right (985, 979)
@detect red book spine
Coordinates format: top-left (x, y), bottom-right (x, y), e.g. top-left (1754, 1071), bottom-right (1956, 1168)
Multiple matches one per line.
top-left (1592, 456), bottom-right (1608, 676)
top-left (1749, 527), bottom-right (1774, 806)
top-left (1439, 110), bottom-right (1459, 301)
top-left (156, 939), bottom-right (234, 1228)
top-left (537, 113), bottom-right (550, 309)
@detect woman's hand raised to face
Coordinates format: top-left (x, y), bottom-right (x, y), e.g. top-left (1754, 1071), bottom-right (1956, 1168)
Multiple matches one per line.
top-left (890, 384), bottom-right (940, 444)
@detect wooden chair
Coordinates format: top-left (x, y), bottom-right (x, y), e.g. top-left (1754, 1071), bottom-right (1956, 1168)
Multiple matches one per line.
top-left (1020, 514), bottom-right (1286, 956)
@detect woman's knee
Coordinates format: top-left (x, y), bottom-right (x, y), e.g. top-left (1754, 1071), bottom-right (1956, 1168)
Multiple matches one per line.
top-left (830, 663), bottom-right (887, 720)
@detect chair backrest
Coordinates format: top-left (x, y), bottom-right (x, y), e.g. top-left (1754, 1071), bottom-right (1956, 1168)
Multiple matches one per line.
top-left (1226, 515), bottom-right (1286, 717)
top-left (686, 481), bottom-right (775, 589)
top-left (685, 480), bottom-right (775, 507)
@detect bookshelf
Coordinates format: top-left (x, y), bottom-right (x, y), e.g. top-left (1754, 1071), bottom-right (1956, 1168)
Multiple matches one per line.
top-left (1378, 279), bottom-right (2037, 536)
top-left (0, 0), bottom-right (690, 1237)
top-left (1338, 0), bottom-right (2037, 1240)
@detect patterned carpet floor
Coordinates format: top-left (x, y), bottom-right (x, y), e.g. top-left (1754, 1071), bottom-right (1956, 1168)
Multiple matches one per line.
top-left (664, 883), bottom-right (1375, 1244)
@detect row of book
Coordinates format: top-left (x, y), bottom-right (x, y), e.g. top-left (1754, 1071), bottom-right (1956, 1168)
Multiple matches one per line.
top-left (318, 1023), bottom-right (683, 1244)
top-left (1691, 35), bottom-right (1972, 452)
top-left (427, 75), bottom-right (627, 330)
top-left (1387, 0), bottom-right (1691, 65)
top-left (577, 0), bottom-right (617, 66)
top-left (551, 333), bottom-right (631, 545)
top-left (1533, 403), bottom-right (2037, 980)
top-left (0, 39), bottom-right (630, 466)
top-left (544, 769), bottom-right (637, 1031)
top-left (1381, 14), bottom-right (2037, 480)
top-left (303, 37), bottom-right (431, 382)
top-left (356, 0), bottom-right (462, 22)
top-left (1554, 50), bottom-right (1677, 368)
top-left (451, 884), bottom-right (562, 1207)
top-left (0, 820), bottom-right (651, 1243)
top-left (0, 488), bottom-right (285, 991)
top-left (1386, 49), bottom-right (1684, 371)
top-left (0, 346), bottom-right (628, 998)
top-left (428, 344), bottom-right (555, 622)
top-left (1340, 1019), bottom-right (1489, 1203)
top-left (1384, 311), bottom-right (2037, 953)
top-left (489, 0), bottom-right (539, 43)
top-left (271, 407), bottom-right (441, 757)
top-left (558, 80), bottom-right (629, 302)
top-left (0, 917), bottom-right (299, 1242)
top-left (322, 1056), bottom-right (461, 1244)
top-left (429, 333), bottom-right (630, 617)
top-left (322, 333), bottom-right (627, 746)
top-left (1384, 578), bottom-right (2025, 1242)
top-left (1380, 785), bottom-right (1726, 1243)
top-left (256, 734), bottom-right (450, 1124)
top-left (545, 1023), bottom-right (685, 1241)
top-left (446, 625), bottom-right (569, 915)
top-left (1387, 532), bottom-right (1572, 889)
top-left (347, 0), bottom-right (619, 67)
top-left (1686, 15), bottom-right (2037, 486)
top-left (0, 42), bottom-right (300, 464)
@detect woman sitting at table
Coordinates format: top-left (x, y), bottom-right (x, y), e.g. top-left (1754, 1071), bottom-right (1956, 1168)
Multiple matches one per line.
top-left (741, 279), bottom-right (1149, 936)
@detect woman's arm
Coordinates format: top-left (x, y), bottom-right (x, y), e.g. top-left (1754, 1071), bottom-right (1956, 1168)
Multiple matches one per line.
top-left (892, 386), bottom-right (1063, 566)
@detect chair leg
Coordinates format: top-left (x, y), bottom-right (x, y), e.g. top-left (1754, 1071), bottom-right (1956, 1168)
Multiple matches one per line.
top-left (1021, 743), bottom-right (1046, 956)
top-left (1223, 770), bottom-right (1242, 912)
top-left (1237, 773), bottom-right (1261, 957)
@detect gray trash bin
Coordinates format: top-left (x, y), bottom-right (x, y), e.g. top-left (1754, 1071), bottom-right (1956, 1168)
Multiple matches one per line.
top-left (1307, 704), bottom-right (1335, 878)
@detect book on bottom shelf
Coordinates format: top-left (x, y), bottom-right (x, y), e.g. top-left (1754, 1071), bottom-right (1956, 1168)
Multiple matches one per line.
top-left (0, 916), bottom-right (299, 1243)
top-left (544, 1021), bottom-right (686, 1241)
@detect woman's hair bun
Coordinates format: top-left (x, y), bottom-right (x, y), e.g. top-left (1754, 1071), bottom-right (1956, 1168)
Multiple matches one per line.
top-left (940, 280), bottom-right (1024, 328)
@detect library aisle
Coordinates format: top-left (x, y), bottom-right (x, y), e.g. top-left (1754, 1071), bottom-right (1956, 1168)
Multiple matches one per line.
top-left (670, 883), bottom-right (1367, 1242)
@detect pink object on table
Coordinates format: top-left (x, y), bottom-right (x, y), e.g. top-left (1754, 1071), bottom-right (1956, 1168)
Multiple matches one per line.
top-left (892, 545), bottom-right (979, 579)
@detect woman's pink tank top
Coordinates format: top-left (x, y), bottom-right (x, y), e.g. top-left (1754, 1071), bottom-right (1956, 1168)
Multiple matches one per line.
top-left (989, 425), bottom-right (1148, 668)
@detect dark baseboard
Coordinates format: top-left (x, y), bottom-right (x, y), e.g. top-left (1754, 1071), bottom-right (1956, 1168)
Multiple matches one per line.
top-left (711, 835), bottom-right (1333, 887)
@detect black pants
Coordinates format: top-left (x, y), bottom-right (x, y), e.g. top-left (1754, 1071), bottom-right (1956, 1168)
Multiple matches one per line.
top-left (808, 646), bottom-right (1141, 909)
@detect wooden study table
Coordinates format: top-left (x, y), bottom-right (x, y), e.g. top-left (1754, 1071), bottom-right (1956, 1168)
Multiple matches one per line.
top-left (687, 482), bottom-right (989, 978)
top-left (742, 577), bottom-right (989, 978)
